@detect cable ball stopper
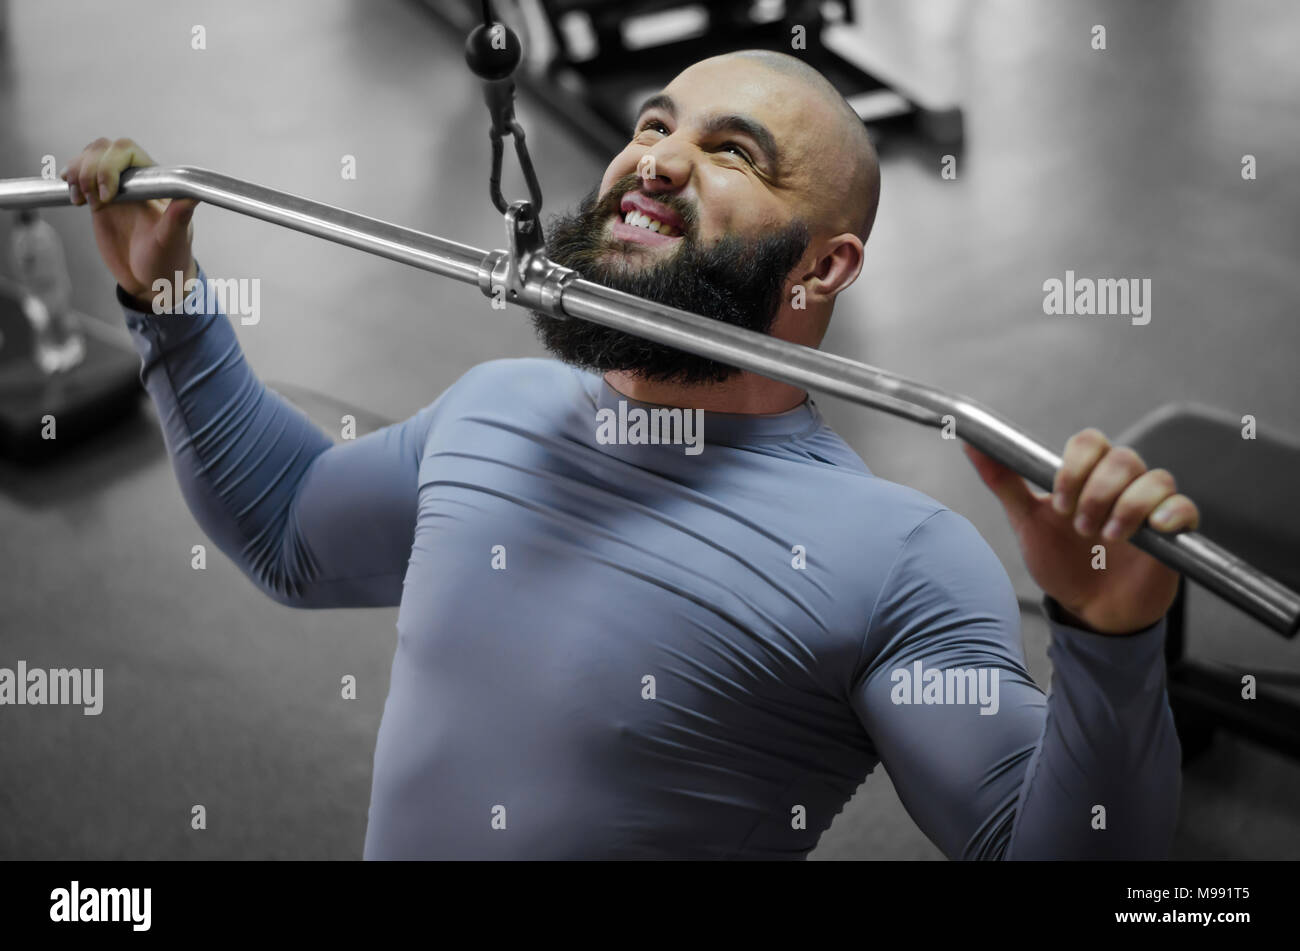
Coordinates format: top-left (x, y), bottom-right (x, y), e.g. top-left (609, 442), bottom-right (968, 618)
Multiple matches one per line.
top-left (465, 21), bottom-right (522, 81)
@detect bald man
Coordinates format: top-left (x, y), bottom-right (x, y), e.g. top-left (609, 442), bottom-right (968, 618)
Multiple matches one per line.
top-left (68, 49), bottom-right (1195, 859)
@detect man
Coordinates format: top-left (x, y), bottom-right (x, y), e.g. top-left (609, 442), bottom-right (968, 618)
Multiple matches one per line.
top-left (64, 49), bottom-right (1195, 859)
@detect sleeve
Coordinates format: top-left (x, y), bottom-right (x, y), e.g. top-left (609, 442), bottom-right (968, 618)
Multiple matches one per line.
top-left (850, 508), bottom-right (1182, 860)
top-left (118, 263), bottom-right (444, 609)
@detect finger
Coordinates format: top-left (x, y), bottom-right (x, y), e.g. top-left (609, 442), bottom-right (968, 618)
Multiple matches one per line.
top-left (963, 443), bottom-right (1035, 520)
top-left (77, 137), bottom-right (111, 209)
top-left (1051, 428), bottom-right (1109, 517)
top-left (62, 169), bottom-right (85, 206)
top-left (1098, 467), bottom-right (1177, 542)
top-left (1149, 493), bottom-right (1200, 534)
top-left (94, 138), bottom-right (156, 204)
top-left (1073, 446), bottom-right (1147, 537)
top-left (62, 151), bottom-right (91, 205)
top-left (158, 197), bottom-right (199, 245)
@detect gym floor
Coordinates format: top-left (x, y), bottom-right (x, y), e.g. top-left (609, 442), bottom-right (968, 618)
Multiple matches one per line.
top-left (0, 0), bottom-right (1296, 859)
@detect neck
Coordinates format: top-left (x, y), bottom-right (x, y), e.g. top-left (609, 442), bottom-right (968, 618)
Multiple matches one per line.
top-left (603, 369), bottom-right (808, 414)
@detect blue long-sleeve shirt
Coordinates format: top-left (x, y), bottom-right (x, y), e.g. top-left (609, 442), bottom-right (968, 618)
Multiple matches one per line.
top-left (116, 265), bottom-right (1181, 859)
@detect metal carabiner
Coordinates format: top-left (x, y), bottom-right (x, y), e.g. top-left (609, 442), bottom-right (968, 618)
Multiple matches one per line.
top-left (485, 95), bottom-right (544, 217)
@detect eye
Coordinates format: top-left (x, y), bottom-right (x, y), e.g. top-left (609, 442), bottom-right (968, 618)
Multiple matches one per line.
top-left (636, 119), bottom-right (669, 136)
top-left (719, 142), bottom-right (753, 164)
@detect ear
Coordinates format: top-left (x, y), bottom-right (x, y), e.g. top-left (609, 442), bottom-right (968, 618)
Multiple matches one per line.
top-left (799, 233), bottom-right (863, 304)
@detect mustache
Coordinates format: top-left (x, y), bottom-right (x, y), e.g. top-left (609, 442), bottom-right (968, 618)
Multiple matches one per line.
top-left (580, 173), bottom-right (700, 242)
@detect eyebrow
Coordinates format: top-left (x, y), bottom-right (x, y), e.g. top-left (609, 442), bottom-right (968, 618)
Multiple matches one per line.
top-left (632, 93), bottom-right (783, 176)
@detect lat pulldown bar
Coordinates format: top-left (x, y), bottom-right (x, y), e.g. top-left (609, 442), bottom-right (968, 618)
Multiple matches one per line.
top-left (0, 166), bottom-right (1297, 636)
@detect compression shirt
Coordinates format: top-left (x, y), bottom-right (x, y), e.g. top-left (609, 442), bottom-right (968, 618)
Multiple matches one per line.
top-left (116, 266), bottom-right (1181, 859)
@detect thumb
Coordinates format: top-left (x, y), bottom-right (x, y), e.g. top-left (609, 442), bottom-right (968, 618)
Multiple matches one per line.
top-left (157, 197), bottom-right (198, 245)
top-left (962, 443), bottom-right (1036, 522)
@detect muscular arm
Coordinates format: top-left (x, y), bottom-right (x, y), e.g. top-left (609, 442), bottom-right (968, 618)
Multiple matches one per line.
top-left (118, 264), bottom-right (440, 608)
top-left (851, 509), bottom-right (1181, 859)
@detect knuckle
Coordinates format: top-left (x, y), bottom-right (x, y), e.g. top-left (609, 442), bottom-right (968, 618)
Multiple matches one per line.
top-left (112, 136), bottom-right (134, 149)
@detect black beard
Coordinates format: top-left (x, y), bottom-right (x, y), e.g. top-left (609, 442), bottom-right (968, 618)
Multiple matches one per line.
top-left (531, 174), bottom-right (810, 385)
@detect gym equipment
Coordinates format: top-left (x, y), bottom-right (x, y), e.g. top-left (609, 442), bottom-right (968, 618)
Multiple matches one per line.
top-left (1118, 405), bottom-right (1300, 762)
top-left (3, 166), bottom-right (1295, 637)
top-left (0, 276), bottom-right (141, 463)
top-left (0, 7), bottom-right (1294, 637)
top-left (421, 0), bottom-right (963, 157)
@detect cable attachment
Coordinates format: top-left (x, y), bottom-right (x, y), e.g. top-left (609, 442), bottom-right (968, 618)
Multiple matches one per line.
top-left (464, 9), bottom-right (544, 217)
top-left (477, 200), bottom-right (575, 316)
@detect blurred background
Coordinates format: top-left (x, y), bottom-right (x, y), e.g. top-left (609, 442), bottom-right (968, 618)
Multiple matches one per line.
top-left (0, 0), bottom-right (1296, 859)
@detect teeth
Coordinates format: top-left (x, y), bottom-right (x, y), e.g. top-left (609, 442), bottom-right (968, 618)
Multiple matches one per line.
top-left (622, 209), bottom-right (678, 237)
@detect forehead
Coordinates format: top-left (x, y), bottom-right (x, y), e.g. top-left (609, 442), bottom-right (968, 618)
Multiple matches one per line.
top-left (657, 57), bottom-right (829, 168)
top-left (665, 57), bottom-right (816, 129)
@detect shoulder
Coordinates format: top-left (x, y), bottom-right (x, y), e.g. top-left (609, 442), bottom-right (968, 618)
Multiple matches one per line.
top-left (860, 485), bottom-right (1007, 596)
top-left (871, 504), bottom-right (1018, 627)
top-left (787, 465), bottom-right (1001, 607)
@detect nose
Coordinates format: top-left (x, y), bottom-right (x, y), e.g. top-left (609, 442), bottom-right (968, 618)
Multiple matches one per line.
top-left (634, 138), bottom-right (691, 195)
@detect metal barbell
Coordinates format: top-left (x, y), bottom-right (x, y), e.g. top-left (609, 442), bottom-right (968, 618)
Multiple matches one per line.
top-left (1, 165), bottom-right (1296, 637)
